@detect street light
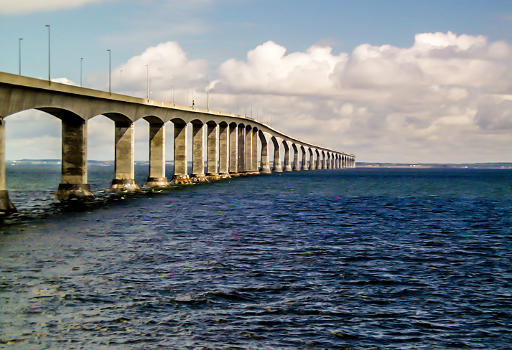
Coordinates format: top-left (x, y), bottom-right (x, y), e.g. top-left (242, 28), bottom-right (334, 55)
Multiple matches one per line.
top-left (80, 57), bottom-right (84, 87)
top-left (106, 49), bottom-right (111, 93)
top-left (18, 38), bottom-right (23, 75)
top-left (45, 24), bottom-right (50, 82)
top-left (145, 64), bottom-right (149, 99)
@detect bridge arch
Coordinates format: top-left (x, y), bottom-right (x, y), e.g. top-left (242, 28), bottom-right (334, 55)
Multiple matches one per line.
top-left (282, 140), bottom-right (292, 172)
top-left (258, 130), bottom-right (271, 174)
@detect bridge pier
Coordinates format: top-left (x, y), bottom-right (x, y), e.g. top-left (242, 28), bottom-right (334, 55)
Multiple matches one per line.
top-left (273, 142), bottom-right (283, 173)
top-left (244, 126), bottom-right (252, 174)
top-left (111, 121), bottom-right (140, 192)
top-left (145, 121), bottom-right (168, 188)
top-left (301, 148), bottom-right (307, 170)
top-left (191, 121), bottom-right (207, 182)
top-left (238, 125), bottom-right (245, 173)
top-left (56, 118), bottom-right (94, 200)
top-left (218, 123), bottom-right (230, 178)
top-left (283, 142), bottom-right (292, 172)
top-left (206, 122), bottom-right (220, 180)
top-left (229, 123), bottom-right (238, 176)
top-left (251, 128), bottom-right (258, 173)
top-left (293, 146), bottom-right (301, 171)
top-left (0, 118), bottom-right (15, 214)
top-left (259, 133), bottom-right (271, 174)
top-left (171, 120), bottom-right (190, 184)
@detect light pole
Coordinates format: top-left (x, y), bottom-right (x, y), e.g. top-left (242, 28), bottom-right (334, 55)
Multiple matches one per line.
top-left (145, 64), bottom-right (149, 99)
top-left (107, 49), bottom-right (111, 93)
top-left (80, 57), bottom-right (84, 87)
top-left (45, 24), bottom-right (50, 82)
top-left (18, 38), bottom-right (23, 75)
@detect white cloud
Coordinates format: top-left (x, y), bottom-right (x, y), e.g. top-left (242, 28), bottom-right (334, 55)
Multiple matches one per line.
top-left (214, 32), bottom-right (512, 162)
top-left (0, 0), bottom-right (104, 14)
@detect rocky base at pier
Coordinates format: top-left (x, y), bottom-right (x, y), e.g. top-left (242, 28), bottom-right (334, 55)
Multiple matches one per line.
top-left (0, 190), bottom-right (16, 214)
top-left (191, 175), bottom-right (209, 183)
top-left (170, 175), bottom-right (191, 185)
top-left (145, 177), bottom-right (169, 188)
top-left (56, 184), bottom-right (95, 201)
top-left (110, 179), bottom-right (141, 193)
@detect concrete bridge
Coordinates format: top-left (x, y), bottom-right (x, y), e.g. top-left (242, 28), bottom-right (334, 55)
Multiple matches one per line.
top-left (0, 71), bottom-right (355, 213)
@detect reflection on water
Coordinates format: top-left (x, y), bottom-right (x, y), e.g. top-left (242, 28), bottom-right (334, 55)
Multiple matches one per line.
top-left (1, 167), bottom-right (511, 349)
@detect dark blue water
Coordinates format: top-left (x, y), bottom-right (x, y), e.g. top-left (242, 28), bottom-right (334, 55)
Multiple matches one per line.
top-left (1, 167), bottom-right (511, 349)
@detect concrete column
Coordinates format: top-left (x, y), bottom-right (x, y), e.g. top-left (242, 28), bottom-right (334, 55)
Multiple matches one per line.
top-left (229, 123), bottom-right (238, 174)
top-left (219, 123), bottom-right (229, 177)
top-left (301, 148), bottom-right (307, 170)
top-left (206, 122), bottom-right (218, 177)
top-left (251, 128), bottom-right (258, 172)
top-left (311, 150), bottom-right (317, 170)
top-left (0, 118), bottom-right (15, 214)
top-left (273, 139), bottom-right (283, 173)
top-left (293, 146), bottom-right (300, 171)
top-left (259, 132), bottom-right (271, 174)
top-left (237, 125), bottom-right (245, 173)
top-left (145, 121), bottom-right (168, 188)
top-left (283, 142), bottom-right (292, 172)
top-left (191, 122), bottom-right (207, 182)
top-left (111, 121), bottom-right (140, 192)
top-left (56, 117), bottom-right (94, 200)
top-left (326, 154), bottom-right (330, 169)
top-left (244, 127), bottom-right (251, 173)
top-left (308, 149), bottom-right (314, 170)
top-left (171, 120), bottom-right (190, 184)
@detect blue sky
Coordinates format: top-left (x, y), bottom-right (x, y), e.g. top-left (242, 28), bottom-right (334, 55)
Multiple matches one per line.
top-left (1, 0), bottom-right (512, 162)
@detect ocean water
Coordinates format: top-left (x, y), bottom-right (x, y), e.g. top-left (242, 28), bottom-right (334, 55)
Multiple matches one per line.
top-left (0, 166), bottom-right (511, 349)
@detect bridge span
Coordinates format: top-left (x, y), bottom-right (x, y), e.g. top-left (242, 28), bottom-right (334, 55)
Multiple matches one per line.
top-left (0, 71), bottom-right (355, 213)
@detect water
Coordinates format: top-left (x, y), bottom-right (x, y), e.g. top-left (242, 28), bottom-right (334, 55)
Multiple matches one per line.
top-left (1, 167), bottom-right (511, 349)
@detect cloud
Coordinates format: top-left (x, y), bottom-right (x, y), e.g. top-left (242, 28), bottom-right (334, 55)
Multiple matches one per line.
top-left (0, 0), bottom-right (104, 14)
top-left (213, 32), bottom-right (512, 162)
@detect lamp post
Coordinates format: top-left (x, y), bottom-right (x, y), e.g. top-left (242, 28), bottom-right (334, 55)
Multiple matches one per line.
top-left (80, 57), bottom-right (84, 87)
top-left (107, 49), bottom-right (111, 93)
top-left (18, 38), bottom-right (23, 75)
top-left (145, 64), bottom-right (149, 99)
top-left (45, 24), bottom-right (50, 82)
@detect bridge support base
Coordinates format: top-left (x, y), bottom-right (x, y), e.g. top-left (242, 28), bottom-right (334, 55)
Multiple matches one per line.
top-left (191, 174), bottom-right (209, 183)
top-left (110, 179), bottom-right (141, 193)
top-left (171, 175), bottom-right (191, 185)
top-left (145, 177), bottom-right (169, 188)
top-left (0, 190), bottom-right (16, 215)
top-left (206, 173), bottom-right (222, 181)
top-left (56, 184), bottom-right (94, 201)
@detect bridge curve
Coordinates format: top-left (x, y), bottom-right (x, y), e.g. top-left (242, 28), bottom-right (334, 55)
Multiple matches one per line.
top-left (0, 71), bottom-right (355, 213)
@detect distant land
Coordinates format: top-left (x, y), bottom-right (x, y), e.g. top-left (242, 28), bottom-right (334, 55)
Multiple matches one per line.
top-left (7, 159), bottom-right (512, 169)
top-left (357, 162), bottom-right (512, 169)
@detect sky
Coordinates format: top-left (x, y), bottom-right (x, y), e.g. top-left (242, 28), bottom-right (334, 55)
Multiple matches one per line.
top-left (1, 0), bottom-right (512, 163)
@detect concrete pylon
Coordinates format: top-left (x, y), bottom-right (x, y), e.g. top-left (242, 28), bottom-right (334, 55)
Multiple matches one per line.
top-left (251, 128), bottom-right (258, 173)
top-left (0, 117), bottom-right (15, 214)
top-left (244, 125), bottom-right (252, 173)
top-left (191, 121), bottom-right (207, 182)
top-left (229, 123), bottom-right (238, 175)
top-left (218, 123), bottom-right (230, 178)
top-left (301, 146), bottom-right (307, 170)
top-left (272, 137), bottom-right (282, 173)
top-left (238, 125), bottom-right (245, 173)
top-left (171, 120), bottom-right (190, 184)
top-left (206, 122), bottom-right (219, 179)
top-left (259, 131), bottom-right (271, 174)
top-left (56, 117), bottom-right (94, 200)
top-left (145, 120), bottom-right (168, 188)
top-left (111, 121), bottom-right (140, 192)
top-left (283, 141), bottom-right (292, 172)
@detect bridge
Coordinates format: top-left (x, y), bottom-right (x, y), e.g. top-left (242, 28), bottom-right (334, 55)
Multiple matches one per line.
top-left (0, 71), bottom-right (355, 213)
